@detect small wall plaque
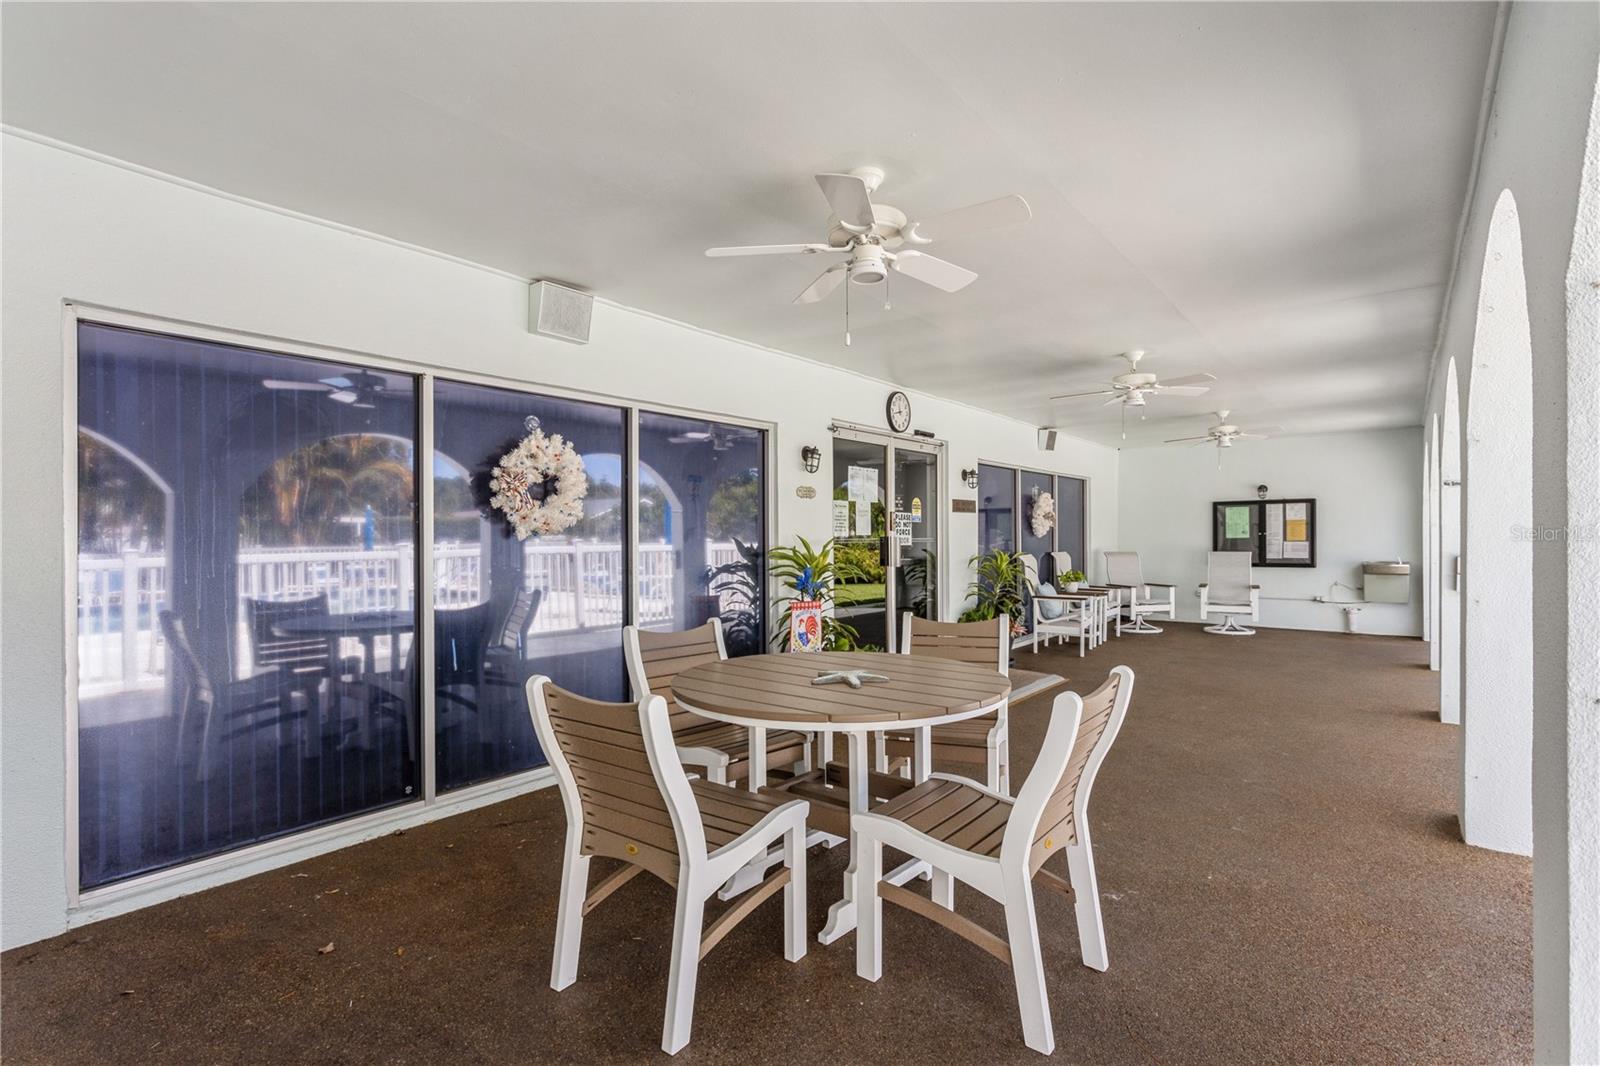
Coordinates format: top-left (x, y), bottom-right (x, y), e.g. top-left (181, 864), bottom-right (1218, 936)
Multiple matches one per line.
top-left (795, 485), bottom-right (817, 499)
top-left (952, 498), bottom-right (977, 513)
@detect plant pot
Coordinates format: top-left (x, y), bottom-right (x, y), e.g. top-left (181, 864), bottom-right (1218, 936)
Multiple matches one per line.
top-left (1066, 582), bottom-right (1081, 593)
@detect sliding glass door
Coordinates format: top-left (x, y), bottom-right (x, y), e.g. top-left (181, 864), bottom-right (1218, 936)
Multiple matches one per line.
top-left (77, 323), bottom-right (420, 888)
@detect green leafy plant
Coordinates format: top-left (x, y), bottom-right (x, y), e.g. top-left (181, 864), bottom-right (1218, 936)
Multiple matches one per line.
top-left (1061, 569), bottom-right (1087, 585)
top-left (833, 540), bottom-right (885, 583)
top-left (900, 548), bottom-right (936, 620)
top-left (702, 537), bottom-right (763, 656)
top-left (768, 535), bottom-right (862, 651)
top-left (958, 548), bottom-right (1030, 626)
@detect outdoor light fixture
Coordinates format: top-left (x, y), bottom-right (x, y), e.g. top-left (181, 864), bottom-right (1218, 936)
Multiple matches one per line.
top-left (962, 468), bottom-right (979, 489)
top-left (1257, 484), bottom-right (1269, 499)
top-left (801, 445), bottom-right (822, 474)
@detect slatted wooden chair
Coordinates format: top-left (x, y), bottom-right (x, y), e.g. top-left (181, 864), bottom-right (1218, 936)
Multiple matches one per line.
top-left (526, 676), bottom-right (809, 1055)
top-left (623, 620), bottom-right (809, 787)
top-left (853, 666), bottom-right (1135, 1056)
top-left (878, 615), bottom-right (1010, 793)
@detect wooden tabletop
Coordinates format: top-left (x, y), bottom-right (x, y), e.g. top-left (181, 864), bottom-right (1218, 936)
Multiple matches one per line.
top-left (671, 651), bottom-right (1011, 732)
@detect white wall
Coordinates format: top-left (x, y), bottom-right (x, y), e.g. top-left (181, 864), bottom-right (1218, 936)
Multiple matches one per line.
top-left (1116, 428), bottom-right (1423, 637)
top-left (1416, 4), bottom-right (1598, 1059)
top-left (0, 133), bottom-right (1120, 950)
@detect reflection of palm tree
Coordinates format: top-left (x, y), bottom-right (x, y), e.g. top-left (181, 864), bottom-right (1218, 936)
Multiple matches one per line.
top-left (78, 432), bottom-right (166, 553)
top-left (242, 435), bottom-right (414, 547)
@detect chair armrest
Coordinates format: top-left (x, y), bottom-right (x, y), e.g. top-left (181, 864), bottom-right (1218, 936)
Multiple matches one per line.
top-left (1198, 583), bottom-right (1208, 588)
top-left (1103, 582), bottom-right (1135, 589)
top-left (1250, 584), bottom-right (1261, 589)
top-left (1145, 582), bottom-right (1176, 588)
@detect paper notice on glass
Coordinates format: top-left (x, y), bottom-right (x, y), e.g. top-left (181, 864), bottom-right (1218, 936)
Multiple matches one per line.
top-left (1265, 502), bottom-right (1284, 561)
top-left (1224, 505), bottom-right (1251, 540)
top-left (893, 511), bottom-right (912, 546)
top-left (847, 465), bottom-right (878, 536)
top-left (1284, 502), bottom-right (1308, 541)
top-left (831, 499), bottom-right (850, 538)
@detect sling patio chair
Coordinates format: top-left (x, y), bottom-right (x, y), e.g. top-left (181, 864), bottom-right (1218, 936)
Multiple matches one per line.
top-left (1102, 551), bottom-right (1176, 634)
top-left (623, 619), bottom-right (810, 788)
top-left (1199, 550), bottom-right (1260, 635)
top-left (526, 676), bottom-right (809, 1055)
top-left (853, 665), bottom-right (1135, 1056)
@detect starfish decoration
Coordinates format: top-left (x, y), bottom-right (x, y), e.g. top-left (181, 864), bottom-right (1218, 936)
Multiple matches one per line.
top-left (811, 670), bottom-right (891, 689)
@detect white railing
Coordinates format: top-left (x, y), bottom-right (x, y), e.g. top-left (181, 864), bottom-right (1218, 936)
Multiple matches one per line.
top-left (77, 541), bottom-right (752, 695)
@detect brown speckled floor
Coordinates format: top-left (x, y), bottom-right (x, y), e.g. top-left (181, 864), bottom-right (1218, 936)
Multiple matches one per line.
top-left (2, 624), bottom-right (1531, 1064)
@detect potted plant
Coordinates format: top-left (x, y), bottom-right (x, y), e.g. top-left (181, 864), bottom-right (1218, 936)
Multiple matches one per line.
top-left (1061, 568), bottom-right (1087, 593)
top-left (768, 535), bottom-right (862, 651)
top-left (958, 547), bottom-right (1029, 638)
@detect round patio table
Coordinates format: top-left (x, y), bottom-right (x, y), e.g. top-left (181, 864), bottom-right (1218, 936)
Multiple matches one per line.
top-left (672, 650), bottom-right (1010, 944)
top-left (273, 609), bottom-right (414, 675)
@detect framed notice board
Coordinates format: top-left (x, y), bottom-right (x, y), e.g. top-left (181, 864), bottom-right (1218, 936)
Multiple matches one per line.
top-left (1212, 498), bottom-right (1317, 568)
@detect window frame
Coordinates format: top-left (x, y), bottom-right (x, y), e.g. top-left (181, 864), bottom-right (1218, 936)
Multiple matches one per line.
top-left (62, 302), bottom-right (776, 913)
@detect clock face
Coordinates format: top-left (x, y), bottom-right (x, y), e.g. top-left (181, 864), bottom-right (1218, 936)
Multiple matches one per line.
top-left (887, 391), bottom-right (912, 433)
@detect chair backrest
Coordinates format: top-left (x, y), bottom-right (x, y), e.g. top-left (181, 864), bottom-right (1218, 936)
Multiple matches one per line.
top-left (1005, 665), bottom-right (1134, 872)
top-left (1103, 551), bottom-right (1145, 589)
top-left (622, 620), bottom-right (728, 733)
top-left (1048, 551), bottom-right (1073, 581)
top-left (245, 594), bottom-right (333, 673)
top-left (1207, 551), bottom-right (1253, 604)
top-left (159, 610), bottom-right (215, 780)
top-left (899, 614), bottom-right (1008, 673)
top-left (492, 587), bottom-right (542, 652)
top-left (1019, 553), bottom-right (1039, 590)
top-left (525, 676), bottom-right (703, 885)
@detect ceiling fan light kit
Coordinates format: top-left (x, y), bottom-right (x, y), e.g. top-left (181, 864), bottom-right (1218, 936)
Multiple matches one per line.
top-left (705, 165), bottom-right (1031, 345)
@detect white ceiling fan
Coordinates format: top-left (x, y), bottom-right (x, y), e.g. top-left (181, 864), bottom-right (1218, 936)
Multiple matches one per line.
top-left (705, 166), bottom-right (1031, 345)
top-left (261, 370), bottom-right (401, 410)
top-left (1049, 350), bottom-right (1218, 439)
top-left (1165, 411), bottom-right (1283, 466)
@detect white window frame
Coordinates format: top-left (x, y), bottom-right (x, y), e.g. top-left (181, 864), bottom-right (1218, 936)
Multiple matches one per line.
top-left (61, 302), bottom-right (777, 924)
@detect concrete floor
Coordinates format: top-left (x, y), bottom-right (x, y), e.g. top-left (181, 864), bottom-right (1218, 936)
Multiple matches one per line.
top-left (2, 623), bottom-right (1531, 1064)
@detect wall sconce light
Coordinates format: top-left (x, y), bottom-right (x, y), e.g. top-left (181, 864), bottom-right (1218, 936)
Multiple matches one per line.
top-left (1257, 484), bottom-right (1269, 499)
top-left (961, 468), bottom-right (979, 489)
top-left (801, 445), bottom-right (822, 474)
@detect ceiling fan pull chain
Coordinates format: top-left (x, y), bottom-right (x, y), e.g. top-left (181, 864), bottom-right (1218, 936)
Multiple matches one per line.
top-left (883, 269), bottom-right (892, 312)
top-left (844, 271), bottom-right (852, 346)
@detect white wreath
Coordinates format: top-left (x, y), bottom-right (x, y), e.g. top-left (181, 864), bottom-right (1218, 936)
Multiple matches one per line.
top-left (1030, 491), bottom-right (1056, 538)
top-left (489, 424), bottom-right (588, 540)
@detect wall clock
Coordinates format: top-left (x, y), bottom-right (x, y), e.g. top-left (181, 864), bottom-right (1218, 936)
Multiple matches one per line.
top-left (886, 390), bottom-right (912, 433)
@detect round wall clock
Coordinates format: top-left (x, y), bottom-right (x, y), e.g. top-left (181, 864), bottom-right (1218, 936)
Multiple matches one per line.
top-left (886, 390), bottom-right (912, 433)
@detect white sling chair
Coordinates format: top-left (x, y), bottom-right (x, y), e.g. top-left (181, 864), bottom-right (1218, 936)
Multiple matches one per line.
top-left (527, 676), bottom-right (810, 1055)
top-left (1102, 551), bottom-right (1176, 634)
top-left (1199, 551), bottom-right (1260, 635)
top-left (854, 666), bottom-right (1135, 1055)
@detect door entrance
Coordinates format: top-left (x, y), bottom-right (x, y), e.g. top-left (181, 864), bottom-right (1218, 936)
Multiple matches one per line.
top-left (831, 428), bottom-right (942, 651)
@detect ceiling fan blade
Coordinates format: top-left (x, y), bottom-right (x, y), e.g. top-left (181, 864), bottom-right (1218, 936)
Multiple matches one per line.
top-left (1190, 439), bottom-right (1216, 447)
top-left (706, 243), bottom-right (835, 258)
top-left (1047, 389), bottom-right (1116, 401)
top-left (1244, 425), bottom-right (1285, 436)
top-left (793, 264), bottom-right (847, 304)
top-left (1101, 395), bottom-right (1128, 407)
top-left (1163, 435), bottom-right (1214, 443)
top-left (814, 173), bottom-right (876, 232)
top-left (889, 249), bottom-right (977, 293)
top-left (904, 194), bottom-right (1032, 243)
top-left (262, 379), bottom-right (332, 391)
top-left (1154, 384), bottom-right (1213, 396)
top-left (1156, 372), bottom-right (1218, 388)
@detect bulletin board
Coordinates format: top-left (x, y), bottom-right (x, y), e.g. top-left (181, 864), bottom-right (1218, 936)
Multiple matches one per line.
top-left (1212, 498), bottom-right (1317, 568)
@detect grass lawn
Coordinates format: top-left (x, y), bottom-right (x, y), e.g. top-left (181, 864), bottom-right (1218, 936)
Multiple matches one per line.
top-left (835, 582), bottom-right (886, 606)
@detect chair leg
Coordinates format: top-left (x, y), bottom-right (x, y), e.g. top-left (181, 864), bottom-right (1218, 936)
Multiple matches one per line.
top-left (1067, 843), bottom-right (1109, 971)
top-left (783, 825), bottom-right (808, 963)
top-left (551, 839), bottom-right (590, 991)
top-left (1001, 872), bottom-right (1054, 1056)
top-left (706, 762), bottom-right (728, 786)
top-left (931, 868), bottom-right (955, 910)
top-left (662, 879), bottom-right (707, 1055)
top-left (855, 835), bottom-right (884, 982)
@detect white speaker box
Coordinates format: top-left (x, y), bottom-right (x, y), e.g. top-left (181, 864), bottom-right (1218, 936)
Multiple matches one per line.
top-left (529, 280), bottom-right (593, 344)
top-left (1038, 428), bottom-right (1059, 451)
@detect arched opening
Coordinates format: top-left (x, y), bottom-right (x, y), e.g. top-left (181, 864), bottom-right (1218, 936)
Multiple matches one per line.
top-left (1461, 189), bottom-right (1534, 855)
top-left (1440, 360), bottom-right (1462, 725)
top-left (1425, 412), bottom-right (1439, 666)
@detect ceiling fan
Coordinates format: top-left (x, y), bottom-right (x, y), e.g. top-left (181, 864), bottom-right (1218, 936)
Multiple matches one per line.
top-left (667, 426), bottom-right (735, 451)
top-left (1049, 350), bottom-right (1218, 439)
top-left (1165, 411), bottom-right (1283, 466)
top-left (705, 166), bottom-right (1031, 345)
top-left (262, 370), bottom-right (401, 410)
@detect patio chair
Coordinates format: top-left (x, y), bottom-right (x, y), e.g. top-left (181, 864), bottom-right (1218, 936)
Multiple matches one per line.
top-left (244, 594), bottom-right (361, 692)
top-left (879, 615), bottom-right (1010, 793)
top-left (1030, 585), bottom-right (1092, 657)
top-left (1102, 551), bottom-right (1176, 634)
top-left (526, 676), bottom-right (809, 1055)
top-left (485, 587), bottom-right (544, 692)
top-left (853, 666), bottom-right (1135, 1056)
top-left (1200, 551), bottom-right (1260, 635)
top-left (1047, 551), bottom-right (1074, 585)
top-left (623, 620), bottom-right (809, 787)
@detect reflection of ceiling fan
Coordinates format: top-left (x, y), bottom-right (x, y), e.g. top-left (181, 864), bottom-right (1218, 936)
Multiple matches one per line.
top-left (262, 370), bottom-right (400, 409)
top-left (705, 166), bottom-right (1031, 345)
top-left (1049, 350), bottom-right (1218, 439)
top-left (667, 426), bottom-right (735, 451)
top-left (1165, 411), bottom-right (1283, 466)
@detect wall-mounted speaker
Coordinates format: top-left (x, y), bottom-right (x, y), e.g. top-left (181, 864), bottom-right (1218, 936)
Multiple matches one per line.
top-left (529, 280), bottom-right (593, 344)
top-left (1038, 428), bottom-right (1059, 451)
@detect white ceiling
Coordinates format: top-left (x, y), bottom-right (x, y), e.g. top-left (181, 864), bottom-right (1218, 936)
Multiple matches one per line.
top-left (2, 2), bottom-right (1496, 447)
